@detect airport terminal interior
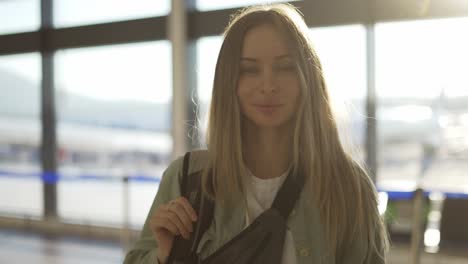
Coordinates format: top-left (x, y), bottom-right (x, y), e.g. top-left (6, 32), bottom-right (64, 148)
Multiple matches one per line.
top-left (1, 0), bottom-right (468, 263)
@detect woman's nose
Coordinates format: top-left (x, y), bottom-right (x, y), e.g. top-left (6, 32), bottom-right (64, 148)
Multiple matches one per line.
top-left (259, 68), bottom-right (277, 94)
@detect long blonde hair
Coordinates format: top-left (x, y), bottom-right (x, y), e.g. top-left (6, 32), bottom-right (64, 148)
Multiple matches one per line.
top-left (202, 3), bottom-right (388, 261)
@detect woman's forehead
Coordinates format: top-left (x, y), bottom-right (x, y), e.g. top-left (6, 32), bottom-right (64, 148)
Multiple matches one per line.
top-left (241, 24), bottom-right (290, 58)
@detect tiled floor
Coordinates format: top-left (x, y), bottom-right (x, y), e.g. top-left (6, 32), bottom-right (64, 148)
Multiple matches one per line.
top-left (1, 229), bottom-right (467, 264)
top-left (0, 230), bottom-right (124, 264)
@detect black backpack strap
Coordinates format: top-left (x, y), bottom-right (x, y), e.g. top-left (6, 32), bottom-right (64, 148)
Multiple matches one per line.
top-left (272, 169), bottom-right (304, 220)
top-left (180, 151), bottom-right (191, 198)
top-left (167, 152), bottom-right (215, 264)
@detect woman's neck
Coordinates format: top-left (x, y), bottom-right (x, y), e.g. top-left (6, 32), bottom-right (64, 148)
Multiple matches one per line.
top-left (243, 125), bottom-right (292, 179)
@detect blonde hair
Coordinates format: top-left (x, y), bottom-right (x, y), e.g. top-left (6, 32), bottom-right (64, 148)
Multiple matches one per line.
top-left (202, 3), bottom-right (389, 261)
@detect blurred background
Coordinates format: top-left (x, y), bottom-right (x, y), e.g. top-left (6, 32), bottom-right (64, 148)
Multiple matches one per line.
top-left (1, 0), bottom-right (468, 263)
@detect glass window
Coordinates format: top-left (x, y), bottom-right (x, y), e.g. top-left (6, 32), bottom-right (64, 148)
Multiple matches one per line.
top-left (309, 25), bottom-right (367, 160)
top-left (0, 0), bottom-right (40, 35)
top-left (375, 17), bottom-right (468, 194)
top-left (196, 36), bottom-right (223, 144)
top-left (54, 0), bottom-right (170, 28)
top-left (0, 53), bottom-right (42, 217)
top-left (196, 0), bottom-right (295, 11)
top-left (55, 41), bottom-right (172, 227)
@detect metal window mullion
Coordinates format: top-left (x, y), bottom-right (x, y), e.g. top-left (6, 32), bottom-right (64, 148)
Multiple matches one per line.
top-left (40, 0), bottom-right (57, 219)
top-left (186, 0), bottom-right (199, 150)
top-left (170, 0), bottom-right (199, 158)
top-left (365, 8), bottom-right (378, 183)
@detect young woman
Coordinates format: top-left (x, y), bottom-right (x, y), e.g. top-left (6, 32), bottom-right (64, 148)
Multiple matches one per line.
top-left (124, 4), bottom-right (389, 264)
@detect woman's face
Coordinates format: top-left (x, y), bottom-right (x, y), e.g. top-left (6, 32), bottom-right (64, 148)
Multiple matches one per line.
top-left (237, 23), bottom-right (300, 130)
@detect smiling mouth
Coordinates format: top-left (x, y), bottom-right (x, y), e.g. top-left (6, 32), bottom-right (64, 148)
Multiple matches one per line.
top-left (254, 104), bottom-right (283, 108)
top-left (253, 104), bottom-right (283, 114)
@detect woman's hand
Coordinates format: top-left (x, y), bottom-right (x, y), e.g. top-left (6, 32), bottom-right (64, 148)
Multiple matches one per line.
top-left (150, 197), bottom-right (198, 263)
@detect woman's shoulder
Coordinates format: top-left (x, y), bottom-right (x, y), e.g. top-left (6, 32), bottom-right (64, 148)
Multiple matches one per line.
top-left (163, 149), bottom-right (210, 180)
top-left (156, 149), bottom-right (210, 200)
top-left (187, 149), bottom-right (210, 175)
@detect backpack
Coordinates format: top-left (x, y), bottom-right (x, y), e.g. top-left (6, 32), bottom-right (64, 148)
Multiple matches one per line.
top-left (167, 151), bottom-right (304, 264)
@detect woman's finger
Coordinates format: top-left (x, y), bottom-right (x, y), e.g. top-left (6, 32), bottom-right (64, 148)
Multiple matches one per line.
top-left (151, 215), bottom-right (179, 236)
top-left (156, 210), bottom-right (190, 239)
top-left (175, 197), bottom-right (198, 222)
top-left (168, 201), bottom-right (194, 233)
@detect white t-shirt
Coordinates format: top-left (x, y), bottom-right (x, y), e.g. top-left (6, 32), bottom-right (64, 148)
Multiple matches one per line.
top-left (244, 168), bottom-right (298, 264)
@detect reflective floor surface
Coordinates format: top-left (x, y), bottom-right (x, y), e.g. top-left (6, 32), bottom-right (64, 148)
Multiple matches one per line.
top-left (1, 229), bottom-right (467, 264)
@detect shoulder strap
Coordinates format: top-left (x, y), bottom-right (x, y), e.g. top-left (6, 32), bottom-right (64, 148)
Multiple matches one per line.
top-left (180, 151), bottom-right (191, 197)
top-left (271, 169), bottom-right (304, 219)
top-left (167, 152), bottom-right (215, 264)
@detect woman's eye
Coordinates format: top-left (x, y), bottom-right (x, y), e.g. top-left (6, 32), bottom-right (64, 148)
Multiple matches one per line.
top-left (275, 64), bottom-right (296, 72)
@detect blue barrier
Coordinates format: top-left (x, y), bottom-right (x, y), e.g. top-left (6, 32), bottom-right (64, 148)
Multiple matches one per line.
top-left (42, 171), bottom-right (59, 184)
top-left (127, 175), bottom-right (161, 183)
top-left (381, 190), bottom-right (415, 200)
top-left (1, 169), bottom-right (467, 199)
top-left (379, 189), bottom-right (468, 200)
top-left (439, 192), bottom-right (468, 199)
top-left (0, 170), bottom-right (40, 179)
top-left (0, 170), bottom-right (160, 184)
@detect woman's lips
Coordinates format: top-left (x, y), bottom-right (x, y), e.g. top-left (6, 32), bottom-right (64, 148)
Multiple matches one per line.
top-left (253, 104), bottom-right (283, 114)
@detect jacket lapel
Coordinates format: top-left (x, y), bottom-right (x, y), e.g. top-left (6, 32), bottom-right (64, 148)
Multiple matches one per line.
top-left (213, 194), bottom-right (247, 249)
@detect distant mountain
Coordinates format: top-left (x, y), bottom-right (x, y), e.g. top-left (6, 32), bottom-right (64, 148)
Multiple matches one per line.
top-left (0, 69), bottom-right (171, 132)
top-left (378, 96), bottom-right (468, 112)
top-left (2, 67), bottom-right (467, 133)
top-left (0, 69), bottom-right (40, 119)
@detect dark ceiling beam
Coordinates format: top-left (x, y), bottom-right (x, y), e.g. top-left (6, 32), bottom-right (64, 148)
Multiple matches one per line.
top-left (0, 32), bottom-right (41, 55)
top-left (299, 0), bottom-right (372, 27)
top-left (187, 1), bottom-right (302, 38)
top-left (50, 16), bottom-right (167, 49)
top-left (188, 8), bottom-right (233, 38)
top-left (0, 17), bottom-right (166, 55)
top-left (1, 0), bottom-right (468, 55)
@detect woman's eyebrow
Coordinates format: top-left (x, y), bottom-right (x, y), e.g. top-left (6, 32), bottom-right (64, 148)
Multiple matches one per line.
top-left (240, 57), bottom-right (257, 62)
top-left (240, 54), bottom-right (291, 61)
top-left (275, 54), bottom-right (291, 60)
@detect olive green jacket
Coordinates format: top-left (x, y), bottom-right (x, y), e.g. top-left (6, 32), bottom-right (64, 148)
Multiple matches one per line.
top-left (123, 150), bottom-right (382, 264)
